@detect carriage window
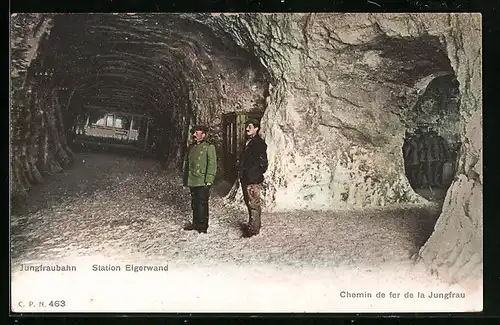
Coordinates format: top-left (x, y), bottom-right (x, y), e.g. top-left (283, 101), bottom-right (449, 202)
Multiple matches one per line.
top-left (95, 116), bottom-right (106, 126)
top-left (115, 115), bottom-right (130, 129)
top-left (106, 115), bottom-right (114, 127)
top-left (114, 117), bottom-right (123, 129)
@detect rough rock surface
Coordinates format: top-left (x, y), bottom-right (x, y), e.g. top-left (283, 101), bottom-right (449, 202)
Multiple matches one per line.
top-left (10, 14), bottom-right (54, 199)
top-left (202, 13), bottom-right (483, 288)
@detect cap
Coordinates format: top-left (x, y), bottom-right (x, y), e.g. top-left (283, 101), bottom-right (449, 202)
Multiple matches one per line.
top-left (245, 118), bottom-right (260, 127)
top-left (191, 125), bottom-right (208, 133)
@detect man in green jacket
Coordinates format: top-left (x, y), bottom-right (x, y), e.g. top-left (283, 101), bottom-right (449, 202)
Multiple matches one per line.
top-left (183, 125), bottom-right (217, 233)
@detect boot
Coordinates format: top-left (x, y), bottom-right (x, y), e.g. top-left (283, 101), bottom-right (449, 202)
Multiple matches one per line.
top-left (242, 210), bottom-right (261, 238)
top-left (183, 222), bottom-right (201, 231)
top-left (183, 222), bottom-right (195, 231)
top-left (241, 223), bottom-right (256, 238)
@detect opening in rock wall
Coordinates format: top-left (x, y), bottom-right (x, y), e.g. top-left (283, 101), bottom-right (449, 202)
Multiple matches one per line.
top-left (36, 13), bottom-right (270, 169)
top-left (402, 74), bottom-right (462, 202)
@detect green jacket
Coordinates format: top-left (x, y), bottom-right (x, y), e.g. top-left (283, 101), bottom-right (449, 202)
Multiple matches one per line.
top-left (183, 141), bottom-right (217, 187)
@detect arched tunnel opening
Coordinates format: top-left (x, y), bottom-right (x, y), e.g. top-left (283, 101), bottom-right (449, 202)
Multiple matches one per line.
top-left (402, 74), bottom-right (462, 203)
top-left (41, 13), bottom-right (272, 175)
top-left (10, 13), bottom-right (482, 311)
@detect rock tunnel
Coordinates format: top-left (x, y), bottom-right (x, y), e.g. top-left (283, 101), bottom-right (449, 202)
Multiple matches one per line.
top-left (10, 13), bottom-right (482, 310)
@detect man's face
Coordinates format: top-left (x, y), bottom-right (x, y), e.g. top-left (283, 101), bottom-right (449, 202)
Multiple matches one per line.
top-left (193, 130), bottom-right (206, 143)
top-left (245, 123), bottom-right (258, 137)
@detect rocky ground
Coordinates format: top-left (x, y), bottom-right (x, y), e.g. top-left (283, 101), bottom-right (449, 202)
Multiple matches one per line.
top-left (10, 148), bottom-right (442, 266)
top-left (10, 147), bottom-right (480, 312)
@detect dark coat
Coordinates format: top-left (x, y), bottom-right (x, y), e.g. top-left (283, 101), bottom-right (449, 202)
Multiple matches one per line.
top-left (403, 135), bottom-right (421, 166)
top-left (239, 135), bottom-right (268, 184)
top-left (437, 136), bottom-right (451, 161)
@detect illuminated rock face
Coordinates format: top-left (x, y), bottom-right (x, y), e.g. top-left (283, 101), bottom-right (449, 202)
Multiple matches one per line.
top-left (206, 14), bottom-right (480, 212)
top-left (10, 13), bottom-right (481, 287)
top-left (209, 13), bottom-right (482, 287)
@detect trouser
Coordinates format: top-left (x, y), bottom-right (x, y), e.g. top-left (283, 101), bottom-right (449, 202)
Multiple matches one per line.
top-left (434, 161), bottom-right (445, 187)
top-left (241, 180), bottom-right (262, 234)
top-left (423, 161), bottom-right (440, 187)
top-left (407, 164), bottom-right (422, 188)
top-left (190, 186), bottom-right (211, 231)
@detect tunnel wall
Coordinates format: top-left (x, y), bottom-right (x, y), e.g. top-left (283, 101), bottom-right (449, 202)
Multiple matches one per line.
top-left (409, 74), bottom-right (461, 141)
top-left (180, 56), bottom-right (270, 178)
top-left (10, 14), bottom-right (76, 206)
top-left (414, 14), bottom-right (482, 289)
top-left (206, 13), bottom-right (482, 287)
top-left (11, 13), bottom-right (271, 188)
top-left (210, 13), bottom-right (451, 210)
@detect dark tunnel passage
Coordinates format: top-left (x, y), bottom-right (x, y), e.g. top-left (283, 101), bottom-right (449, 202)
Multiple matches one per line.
top-left (402, 74), bottom-right (462, 203)
top-left (27, 13), bottom-right (271, 175)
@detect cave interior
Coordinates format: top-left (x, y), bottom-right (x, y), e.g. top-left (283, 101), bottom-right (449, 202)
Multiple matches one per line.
top-left (13, 13), bottom-right (464, 200)
top-left (9, 13), bottom-right (483, 296)
top-left (22, 13), bottom-right (271, 181)
top-left (402, 74), bottom-right (462, 202)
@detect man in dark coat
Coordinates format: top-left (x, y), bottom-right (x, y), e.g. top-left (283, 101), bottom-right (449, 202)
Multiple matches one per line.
top-left (423, 129), bottom-right (441, 187)
top-left (435, 132), bottom-right (451, 187)
top-left (182, 125), bottom-right (217, 233)
top-left (417, 128), bottom-right (430, 187)
top-left (239, 118), bottom-right (268, 238)
top-left (403, 129), bottom-right (424, 188)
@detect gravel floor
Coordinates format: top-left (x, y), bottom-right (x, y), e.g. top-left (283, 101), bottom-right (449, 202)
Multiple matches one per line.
top-left (13, 150), bottom-right (482, 313)
top-left (10, 150), bottom-right (442, 269)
